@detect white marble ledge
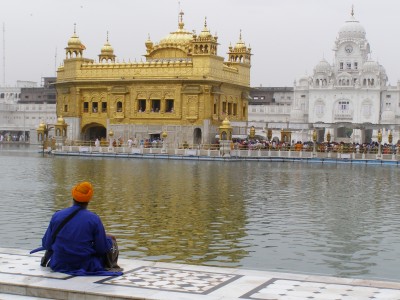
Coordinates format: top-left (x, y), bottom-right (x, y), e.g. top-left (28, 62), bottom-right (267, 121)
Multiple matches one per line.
top-left (1, 247), bottom-right (400, 300)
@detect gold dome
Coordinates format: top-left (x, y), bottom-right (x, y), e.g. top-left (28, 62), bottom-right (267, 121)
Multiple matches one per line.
top-left (101, 41), bottom-right (114, 54)
top-left (199, 18), bottom-right (212, 38)
top-left (222, 117), bottom-right (231, 126)
top-left (101, 32), bottom-right (114, 54)
top-left (37, 121), bottom-right (46, 131)
top-left (159, 10), bottom-right (193, 46)
top-left (67, 25), bottom-right (86, 50)
top-left (56, 116), bottom-right (65, 125)
top-left (234, 31), bottom-right (246, 49)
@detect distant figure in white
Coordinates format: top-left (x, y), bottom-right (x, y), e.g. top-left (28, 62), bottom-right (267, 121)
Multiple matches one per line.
top-left (127, 137), bottom-right (133, 147)
top-left (95, 138), bottom-right (100, 148)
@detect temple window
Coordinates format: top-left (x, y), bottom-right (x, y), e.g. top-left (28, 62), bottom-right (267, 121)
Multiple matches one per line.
top-left (228, 102), bottom-right (233, 115)
top-left (138, 99), bottom-right (146, 112)
top-left (83, 102), bottom-right (89, 113)
top-left (233, 103), bottom-right (237, 115)
top-left (151, 99), bottom-right (160, 112)
top-left (354, 62), bottom-right (358, 69)
top-left (222, 102), bottom-right (227, 114)
top-left (213, 103), bottom-right (217, 114)
top-left (102, 102), bottom-right (107, 112)
top-left (339, 101), bottom-right (349, 110)
top-left (0, 93), bottom-right (4, 98)
top-left (92, 102), bottom-right (98, 113)
top-left (340, 62), bottom-right (343, 70)
top-left (346, 62), bottom-right (351, 69)
top-left (116, 101), bottom-right (123, 112)
top-left (166, 99), bottom-right (174, 112)
top-left (64, 104), bottom-right (68, 112)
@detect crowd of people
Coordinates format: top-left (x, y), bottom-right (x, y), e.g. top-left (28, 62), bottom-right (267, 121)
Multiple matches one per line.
top-left (0, 133), bottom-right (27, 142)
top-left (232, 139), bottom-right (400, 154)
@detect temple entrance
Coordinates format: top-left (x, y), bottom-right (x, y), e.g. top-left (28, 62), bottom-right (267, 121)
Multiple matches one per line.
top-left (193, 128), bottom-right (202, 145)
top-left (280, 130), bottom-right (291, 144)
top-left (83, 123), bottom-right (106, 141)
top-left (336, 126), bottom-right (353, 142)
top-left (363, 129), bottom-right (373, 143)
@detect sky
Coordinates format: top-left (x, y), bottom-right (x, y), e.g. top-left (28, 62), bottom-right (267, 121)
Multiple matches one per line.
top-left (1, 0), bottom-right (400, 87)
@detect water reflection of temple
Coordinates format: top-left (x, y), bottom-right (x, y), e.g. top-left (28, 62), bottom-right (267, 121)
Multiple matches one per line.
top-left (56, 11), bottom-right (251, 147)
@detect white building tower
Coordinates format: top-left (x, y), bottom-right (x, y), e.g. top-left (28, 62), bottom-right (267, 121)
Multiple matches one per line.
top-left (291, 7), bottom-right (399, 144)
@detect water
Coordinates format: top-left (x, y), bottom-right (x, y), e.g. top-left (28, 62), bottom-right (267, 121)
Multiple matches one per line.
top-left (1, 145), bottom-right (400, 281)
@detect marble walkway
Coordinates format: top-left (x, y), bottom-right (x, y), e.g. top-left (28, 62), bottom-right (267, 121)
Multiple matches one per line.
top-left (0, 248), bottom-right (400, 300)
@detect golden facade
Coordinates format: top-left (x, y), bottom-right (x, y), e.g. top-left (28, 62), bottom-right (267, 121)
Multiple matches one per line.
top-left (56, 12), bottom-right (251, 145)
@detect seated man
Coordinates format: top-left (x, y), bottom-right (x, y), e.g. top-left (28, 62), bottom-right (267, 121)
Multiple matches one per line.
top-left (32, 182), bottom-right (122, 276)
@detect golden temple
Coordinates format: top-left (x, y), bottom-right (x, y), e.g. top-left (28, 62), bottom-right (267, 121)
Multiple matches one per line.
top-left (55, 11), bottom-right (251, 145)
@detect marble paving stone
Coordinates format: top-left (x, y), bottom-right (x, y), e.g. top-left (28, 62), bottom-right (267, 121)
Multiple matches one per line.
top-left (0, 253), bottom-right (70, 279)
top-left (239, 278), bottom-right (400, 300)
top-left (96, 266), bottom-right (242, 295)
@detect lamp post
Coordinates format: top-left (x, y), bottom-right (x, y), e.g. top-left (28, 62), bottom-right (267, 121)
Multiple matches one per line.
top-left (326, 130), bottom-right (331, 155)
top-left (312, 129), bottom-right (317, 157)
top-left (109, 130), bottom-right (114, 147)
top-left (267, 129), bottom-right (272, 142)
top-left (162, 131), bottom-right (168, 152)
top-left (377, 129), bottom-right (382, 158)
top-left (249, 126), bottom-right (255, 140)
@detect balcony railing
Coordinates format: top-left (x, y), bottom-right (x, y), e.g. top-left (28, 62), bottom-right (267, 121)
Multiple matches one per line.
top-left (334, 109), bottom-right (353, 120)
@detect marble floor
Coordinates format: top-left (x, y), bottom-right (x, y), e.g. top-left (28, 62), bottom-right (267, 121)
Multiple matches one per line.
top-left (0, 247), bottom-right (400, 299)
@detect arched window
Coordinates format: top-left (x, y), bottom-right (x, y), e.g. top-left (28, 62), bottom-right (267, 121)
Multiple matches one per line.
top-left (0, 93), bottom-right (4, 99)
top-left (117, 101), bottom-right (123, 112)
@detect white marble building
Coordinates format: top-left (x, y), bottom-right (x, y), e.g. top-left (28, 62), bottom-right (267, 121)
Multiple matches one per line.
top-left (0, 79), bottom-right (56, 143)
top-left (250, 9), bottom-right (400, 145)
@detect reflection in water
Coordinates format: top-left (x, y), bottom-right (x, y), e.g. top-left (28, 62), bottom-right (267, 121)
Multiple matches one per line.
top-left (1, 146), bottom-right (400, 281)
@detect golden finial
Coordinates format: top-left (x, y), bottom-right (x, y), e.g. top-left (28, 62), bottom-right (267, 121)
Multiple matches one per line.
top-left (239, 29), bottom-right (242, 41)
top-left (106, 31), bottom-right (109, 42)
top-left (204, 16), bottom-right (207, 27)
top-left (351, 5), bottom-right (354, 17)
top-left (74, 23), bottom-right (77, 34)
top-left (178, 10), bottom-right (184, 29)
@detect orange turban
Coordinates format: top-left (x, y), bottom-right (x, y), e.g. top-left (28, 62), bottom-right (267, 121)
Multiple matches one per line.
top-left (71, 182), bottom-right (93, 202)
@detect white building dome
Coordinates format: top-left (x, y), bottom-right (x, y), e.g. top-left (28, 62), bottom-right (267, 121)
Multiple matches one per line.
top-left (362, 60), bottom-right (379, 73)
top-left (314, 59), bottom-right (332, 74)
top-left (338, 15), bottom-right (366, 40)
top-left (298, 76), bottom-right (309, 87)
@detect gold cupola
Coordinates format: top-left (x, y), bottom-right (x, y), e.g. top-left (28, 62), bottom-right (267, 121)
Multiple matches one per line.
top-left (145, 34), bottom-right (154, 54)
top-left (228, 30), bottom-right (252, 65)
top-left (219, 117), bottom-right (233, 141)
top-left (199, 17), bottom-right (212, 39)
top-left (192, 17), bottom-right (219, 56)
top-left (98, 31), bottom-right (116, 63)
top-left (65, 24), bottom-right (86, 59)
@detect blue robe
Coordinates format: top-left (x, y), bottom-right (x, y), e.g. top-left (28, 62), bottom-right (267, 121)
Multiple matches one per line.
top-left (40, 204), bottom-right (122, 276)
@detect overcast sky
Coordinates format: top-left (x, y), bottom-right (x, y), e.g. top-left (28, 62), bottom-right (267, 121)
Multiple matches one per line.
top-left (1, 0), bottom-right (399, 87)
